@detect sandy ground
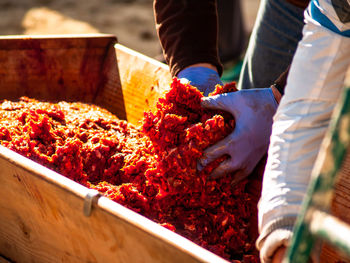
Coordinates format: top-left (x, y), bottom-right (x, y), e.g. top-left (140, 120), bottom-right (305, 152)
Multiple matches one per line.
top-left (0, 0), bottom-right (260, 59)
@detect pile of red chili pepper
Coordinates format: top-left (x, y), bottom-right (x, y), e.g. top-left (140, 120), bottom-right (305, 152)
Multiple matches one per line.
top-left (0, 78), bottom-right (261, 262)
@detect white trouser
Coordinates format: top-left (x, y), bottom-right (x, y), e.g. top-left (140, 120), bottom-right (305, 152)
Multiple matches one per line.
top-left (257, 2), bottom-right (350, 262)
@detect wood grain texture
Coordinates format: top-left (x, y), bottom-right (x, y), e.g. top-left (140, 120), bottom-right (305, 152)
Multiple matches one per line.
top-left (0, 35), bottom-right (171, 126)
top-left (0, 145), bottom-right (228, 263)
top-left (94, 43), bottom-right (172, 125)
top-left (0, 34), bottom-right (117, 104)
top-left (114, 44), bottom-right (172, 125)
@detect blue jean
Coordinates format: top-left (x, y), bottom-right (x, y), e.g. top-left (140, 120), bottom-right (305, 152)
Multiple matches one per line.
top-left (238, 0), bottom-right (305, 90)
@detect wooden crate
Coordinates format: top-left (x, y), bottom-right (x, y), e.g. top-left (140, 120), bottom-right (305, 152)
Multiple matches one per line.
top-left (0, 34), bottom-right (229, 263)
top-left (0, 34), bottom-right (171, 125)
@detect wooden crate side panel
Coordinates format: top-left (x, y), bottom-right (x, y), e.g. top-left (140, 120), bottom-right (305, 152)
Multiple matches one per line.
top-left (0, 146), bottom-right (227, 263)
top-left (93, 43), bottom-right (126, 121)
top-left (0, 35), bottom-right (116, 50)
top-left (0, 37), bottom-right (171, 125)
top-left (114, 44), bottom-right (172, 125)
top-left (0, 35), bottom-right (117, 104)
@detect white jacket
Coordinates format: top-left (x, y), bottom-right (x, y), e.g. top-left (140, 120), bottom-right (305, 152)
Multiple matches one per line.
top-left (257, 0), bottom-right (350, 262)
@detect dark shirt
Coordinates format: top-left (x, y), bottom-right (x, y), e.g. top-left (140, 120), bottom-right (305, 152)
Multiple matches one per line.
top-left (154, 0), bottom-right (310, 77)
top-left (287, 0), bottom-right (310, 8)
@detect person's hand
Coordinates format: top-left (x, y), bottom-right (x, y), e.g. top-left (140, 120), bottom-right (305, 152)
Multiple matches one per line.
top-left (272, 246), bottom-right (287, 263)
top-left (198, 88), bottom-right (278, 181)
top-left (177, 65), bottom-right (223, 96)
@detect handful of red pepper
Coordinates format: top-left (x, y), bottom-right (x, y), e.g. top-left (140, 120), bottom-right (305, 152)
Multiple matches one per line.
top-left (0, 79), bottom-right (261, 262)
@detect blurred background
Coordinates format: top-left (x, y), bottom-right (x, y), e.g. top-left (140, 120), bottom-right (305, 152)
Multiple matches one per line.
top-left (0, 0), bottom-right (260, 60)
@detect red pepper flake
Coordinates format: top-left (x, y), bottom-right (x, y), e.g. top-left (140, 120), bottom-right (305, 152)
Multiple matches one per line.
top-left (0, 79), bottom-right (261, 262)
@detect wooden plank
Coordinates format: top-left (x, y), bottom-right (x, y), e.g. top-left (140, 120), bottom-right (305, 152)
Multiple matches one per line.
top-left (93, 42), bottom-right (172, 124)
top-left (0, 145), bottom-right (228, 263)
top-left (0, 35), bottom-right (171, 125)
top-left (0, 34), bottom-right (117, 104)
top-left (94, 43), bottom-right (172, 124)
top-left (0, 34), bottom-right (117, 49)
top-left (114, 44), bottom-right (172, 125)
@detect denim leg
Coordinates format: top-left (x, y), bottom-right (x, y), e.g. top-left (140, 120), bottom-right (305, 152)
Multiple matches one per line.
top-left (238, 0), bottom-right (305, 90)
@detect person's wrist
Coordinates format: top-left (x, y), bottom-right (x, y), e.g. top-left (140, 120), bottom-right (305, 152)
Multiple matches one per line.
top-left (270, 85), bottom-right (282, 104)
top-left (271, 246), bottom-right (287, 263)
top-left (180, 63), bottom-right (218, 74)
top-left (177, 65), bottom-right (222, 96)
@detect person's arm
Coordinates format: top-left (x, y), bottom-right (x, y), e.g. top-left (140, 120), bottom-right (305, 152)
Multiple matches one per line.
top-left (153, 0), bottom-right (223, 96)
top-left (286, 0), bottom-right (310, 9)
top-left (270, 66), bottom-right (290, 103)
top-left (153, 0), bottom-right (222, 77)
top-left (258, 1), bottom-right (350, 262)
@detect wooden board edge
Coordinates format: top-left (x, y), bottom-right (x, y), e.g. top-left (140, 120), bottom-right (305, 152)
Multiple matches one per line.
top-left (114, 43), bottom-right (172, 124)
top-left (114, 44), bottom-right (169, 72)
top-left (0, 34), bottom-right (117, 40)
top-left (98, 198), bottom-right (230, 263)
top-left (0, 145), bottom-right (87, 199)
top-left (0, 34), bottom-right (118, 50)
top-left (0, 145), bottom-right (229, 263)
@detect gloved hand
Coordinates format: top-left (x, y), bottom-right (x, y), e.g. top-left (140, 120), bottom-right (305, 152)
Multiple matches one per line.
top-left (177, 66), bottom-right (223, 96)
top-left (198, 88), bottom-right (278, 181)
